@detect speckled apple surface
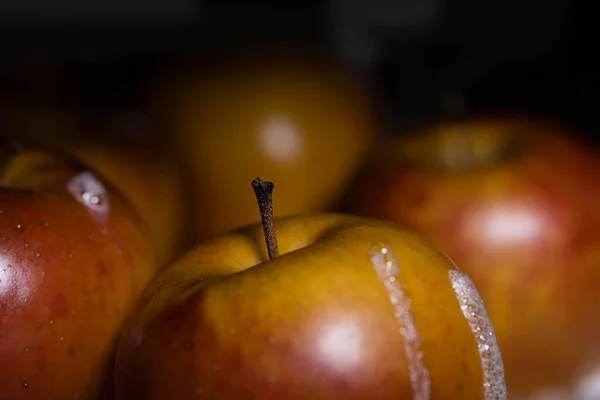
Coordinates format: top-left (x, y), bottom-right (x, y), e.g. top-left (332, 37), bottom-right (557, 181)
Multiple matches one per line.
top-left (0, 148), bottom-right (158, 399)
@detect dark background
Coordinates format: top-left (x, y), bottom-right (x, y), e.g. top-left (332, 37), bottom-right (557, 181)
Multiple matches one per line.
top-left (0, 0), bottom-right (596, 139)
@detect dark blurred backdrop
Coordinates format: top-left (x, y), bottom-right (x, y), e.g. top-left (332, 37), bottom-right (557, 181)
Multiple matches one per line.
top-left (0, 0), bottom-right (596, 139)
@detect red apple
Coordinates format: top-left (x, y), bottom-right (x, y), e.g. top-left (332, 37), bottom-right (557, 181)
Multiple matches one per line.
top-left (0, 144), bottom-right (159, 399)
top-left (343, 116), bottom-right (600, 398)
top-left (114, 178), bottom-right (507, 400)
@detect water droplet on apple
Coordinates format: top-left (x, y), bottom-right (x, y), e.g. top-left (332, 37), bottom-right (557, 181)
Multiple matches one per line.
top-left (24, 243), bottom-right (28, 248)
top-left (43, 222), bottom-right (49, 228)
top-left (35, 252), bottom-right (40, 258)
top-left (21, 376), bottom-right (29, 388)
top-left (369, 243), bottom-right (431, 400)
top-left (14, 224), bottom-right (24, 233)
top-left (49, 320), bottom-right (54, 325)
top-left (66, 172), bottom-right (110, 221)
top-left (449, 269), bottom-right (506, 400)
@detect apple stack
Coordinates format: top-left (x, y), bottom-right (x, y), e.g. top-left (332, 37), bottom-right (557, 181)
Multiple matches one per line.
top-left (0, 49), bottom-right (508, 399)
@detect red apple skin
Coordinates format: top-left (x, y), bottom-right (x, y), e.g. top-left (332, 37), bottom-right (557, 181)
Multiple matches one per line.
top-left (115, 214), bottom-right (506, 400)
top-left (343, 117), bottom-right (600, 396)
top-left (0, 147), bottom-right (157, 399)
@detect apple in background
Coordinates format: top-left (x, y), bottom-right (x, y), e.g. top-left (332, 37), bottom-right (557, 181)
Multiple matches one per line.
top-left (114, 178), bottom-right (506, 400)
top-left (342, 116), bottom-right (600, 398)
top-left (55, 112), bottom-right (189, 267)
top-left (135, 47), bottom-right (380, 242)
top-left (0, 95), bottom-right (188, 266)
top-left (0, 144), bottom-right (159, 399)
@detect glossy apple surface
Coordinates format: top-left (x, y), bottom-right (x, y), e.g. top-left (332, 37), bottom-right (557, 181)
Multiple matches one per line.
top-left (343, 117), bottom-right (600, 398)
top-left (137, 48), bottom-right (379, 241)
top-left (115, 213), bottom-right (506, 399)
top-left (0, 146), bottom-right (158, 399)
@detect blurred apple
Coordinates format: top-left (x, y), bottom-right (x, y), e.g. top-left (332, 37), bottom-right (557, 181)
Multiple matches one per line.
top-left (0, 89), bottom-right (187, 266)
top-left (343, 116), bottom-right (600, 398)
top-left (136, 47), bottom-right (380, 241)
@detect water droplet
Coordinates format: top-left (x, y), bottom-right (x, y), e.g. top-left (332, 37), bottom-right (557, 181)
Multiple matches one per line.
top-left (43, 222), bottom-right (49, 228)
top-left (66, 172), bottom-right (110, 218)
top-left (41, 271), bottom-right (46, 277)
top-left (21, 376), bottom-right (29, 388)
top-left (24, 243), bottom-right (28, 248)
top-left (60, 337), bottom-right (64, 341)
top-left (35, 252), bottom-right (40, 258)
top-left (14, 224), bottom-right (24, 233)
top-left (449, 269), bottom-right (506, 400)
top-left (369, 243), bottom-right (431, 400)
top-left (49, 320), bottom-right (54, 325)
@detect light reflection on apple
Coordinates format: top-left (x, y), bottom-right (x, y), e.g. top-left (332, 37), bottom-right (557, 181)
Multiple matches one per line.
top-left (0, 254), bottom-right (33, 304)
top-left (257, 115), bottom-right (304, 165)
top-left (317, 317), bottom-right (363, 371)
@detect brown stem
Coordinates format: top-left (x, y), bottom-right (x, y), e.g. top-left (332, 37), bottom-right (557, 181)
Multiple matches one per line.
top-left (252, 177), bottom-right (280, 260)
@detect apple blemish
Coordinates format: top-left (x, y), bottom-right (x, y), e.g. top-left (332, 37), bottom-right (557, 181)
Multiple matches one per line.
top-left (369, 243), bottom-right (431, 400)
top-left (449, 269), bottom-right (506, 399)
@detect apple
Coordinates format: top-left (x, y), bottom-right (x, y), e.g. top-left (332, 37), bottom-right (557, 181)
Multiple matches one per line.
top-left (0, 98), bottom-right (188, 266)
top-left (0, 144), bottom-right (159, 399)
top-left (135, 47), bottom-right (380, 241)
top-left (114, 177), bottom-right (507, 400)
top-left (342, 116), bottom-right (600, 397)
top-left (55, 120), bottom-right (189, 267)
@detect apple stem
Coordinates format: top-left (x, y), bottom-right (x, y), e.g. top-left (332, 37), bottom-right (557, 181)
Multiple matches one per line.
top-left (252, 177), bottom-right (280, 260)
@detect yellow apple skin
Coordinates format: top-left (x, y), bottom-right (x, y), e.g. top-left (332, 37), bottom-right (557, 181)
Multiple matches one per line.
top-left (115, 213), bottom-right (506, 400)
top-left (138, 48), bottom-right (380, 241)
top-left (344, 116), bottom-right (600, 398)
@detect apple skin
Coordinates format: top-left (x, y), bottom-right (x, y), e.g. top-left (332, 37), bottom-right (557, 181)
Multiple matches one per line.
top-left (343, 116), bottom-right (600, 397)
top-left (115, 213), bottom-right (505, 399)
top-left (136, 48), bottom-right (380, 241)
top-left (0, 146), bottom-right (158, 399)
